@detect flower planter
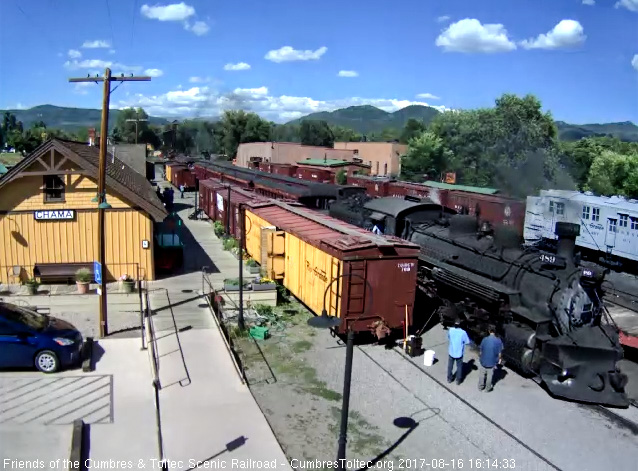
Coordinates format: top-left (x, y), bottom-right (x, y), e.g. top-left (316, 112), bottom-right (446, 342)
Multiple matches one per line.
top-left (76, 281), bottom-right (90, 294)
top-left (121, 280), bottom-right (136, 294)
top-left (248, 266), bottom-right (261, 274)
top-left (224, 283), bottom-right (250, 292)
top-left (25, 284), bottom-right (38, 295)
top-left (252, 282), bottom-right (276, 291)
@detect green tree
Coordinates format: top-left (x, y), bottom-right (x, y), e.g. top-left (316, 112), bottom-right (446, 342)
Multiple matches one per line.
top-left (585, 150), bottom-right (638, 198)
top-left (221, 110), bottom-right (272, 158)
top-left (331, 125), bottom-right (361, 142)
top-left (113, 107), bottom-right (150, 144)
top-left (272, 123), bottom-right (301, 143)
top-left (299, 120), bottom-right (334, 147)
top-left (400, 118), bottom-right (428, 144)
top-left (401, 132), bottom-right (453, 182)
top-left (335, 169), bottom-right (347, 185)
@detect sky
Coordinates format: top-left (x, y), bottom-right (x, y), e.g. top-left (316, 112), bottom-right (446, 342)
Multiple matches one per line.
top-left (0, 0), bottom-right (637, 124)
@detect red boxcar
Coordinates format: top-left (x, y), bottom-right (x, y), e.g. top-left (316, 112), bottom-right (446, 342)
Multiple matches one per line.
top-left (346, 175), bottom-right (391, 197)
top-left (294, 166), bottom-right (334, 183)
top-left (259, 162), bottom-right (298, 177)
top-left (447, 191), bottom-right (525, 234)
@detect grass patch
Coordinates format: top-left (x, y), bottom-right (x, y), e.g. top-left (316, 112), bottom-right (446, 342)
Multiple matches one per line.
top-left (329, 407), bottom-right (388, 455)
top-left (292, 340), bottom-right (312, 353)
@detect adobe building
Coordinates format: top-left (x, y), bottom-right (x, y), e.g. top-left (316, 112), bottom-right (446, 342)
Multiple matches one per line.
top-left (333, 142), bottom-right (408, 177)
top-left (0, 138), bottom-right (167, 285)
top-left (235, 142), bottom-right (355, 169)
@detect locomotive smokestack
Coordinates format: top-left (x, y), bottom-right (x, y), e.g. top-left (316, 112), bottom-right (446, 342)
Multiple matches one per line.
top-left (555, 222), bottom-right (580, 264)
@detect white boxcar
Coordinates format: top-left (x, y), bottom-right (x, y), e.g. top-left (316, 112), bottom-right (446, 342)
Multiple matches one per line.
top-left (524, 189), bottom-right (638, 263)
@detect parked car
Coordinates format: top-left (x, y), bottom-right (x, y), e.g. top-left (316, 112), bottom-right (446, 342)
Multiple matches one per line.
top-left (0, 302), bottom-right (83, 373)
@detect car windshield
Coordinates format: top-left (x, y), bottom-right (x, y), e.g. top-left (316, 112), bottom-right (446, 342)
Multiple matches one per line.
top-left (0, 303), bottom-right (49, 331)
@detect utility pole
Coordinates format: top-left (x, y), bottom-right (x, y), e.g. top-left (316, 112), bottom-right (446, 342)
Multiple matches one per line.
top-left (126, 116), bottom-right (148, 144)
top-left (69, 68), bottom-right (151, 338)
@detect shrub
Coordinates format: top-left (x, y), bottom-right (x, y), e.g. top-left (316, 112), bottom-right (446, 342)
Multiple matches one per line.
top-left (336, 169), bottom-right (347, 185)
top-left (223, 237), bottom-right (238, 251)
top-left (24, 277), bottom-right (40, 287)
top-left (213, 221), bottom-right (225, 237)
top-left (246, 258), bottom-right (257, 267)
top-left (253, 304), bottom-right (274, 318)
top-left (75, 268), bottom-right (92, 283)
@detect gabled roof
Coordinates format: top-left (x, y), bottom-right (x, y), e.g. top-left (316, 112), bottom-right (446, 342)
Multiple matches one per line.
top-left (0, 138), bottom-right (167, 222)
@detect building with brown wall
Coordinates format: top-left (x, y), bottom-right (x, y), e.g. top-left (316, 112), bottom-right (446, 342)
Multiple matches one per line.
top-left (235, 142), bottom-right (355, 169)
top-left (0, 138), bottom-right (167, 284)
top-left (333, 142), bottom-right (408, 177)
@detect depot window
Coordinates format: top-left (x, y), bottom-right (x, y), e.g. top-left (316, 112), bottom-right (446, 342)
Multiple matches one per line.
top-left (43, 175), bottom-right (65, 202)
top-left (592, 207), bottom-right (600, 221)
top-left (608, 219), bottom-right (617, 233)
top-left (582, 205), bottom-right (590, 220)
top-left (619, 214), bottom-right (628, 228)
top-left (556, 202), bottom-right (565, 215)
top-left (631, 218), bottom-right (638, 230)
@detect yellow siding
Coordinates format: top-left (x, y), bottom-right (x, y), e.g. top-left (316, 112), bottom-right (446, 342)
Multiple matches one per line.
top-left (0, 210), bottom-right (154, 284)
top-left (166, 165), bottom-right (174, 183)
top-left (244, 210), bottom-right (271, 265)
top-left (283, 233), bottom-right (342, 318)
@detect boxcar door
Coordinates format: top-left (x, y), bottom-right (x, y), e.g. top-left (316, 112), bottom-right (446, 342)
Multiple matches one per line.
top-left (328, 258), bottom-right (341, 318)
top-left (605, 218), bottom-right (617, 248)
top-left (265, 230), bottom-right (286, 280)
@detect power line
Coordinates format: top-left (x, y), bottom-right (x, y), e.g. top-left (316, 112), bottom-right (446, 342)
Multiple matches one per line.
top-left (105, 0), bottom-right (115, 48)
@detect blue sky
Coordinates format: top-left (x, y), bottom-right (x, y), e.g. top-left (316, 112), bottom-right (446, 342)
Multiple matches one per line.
top-left (0, 0), bottom-right (637, 124)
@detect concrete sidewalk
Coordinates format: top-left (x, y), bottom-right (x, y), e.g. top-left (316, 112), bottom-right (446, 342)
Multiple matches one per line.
top-left (147, 192), bottom-right (292, 470)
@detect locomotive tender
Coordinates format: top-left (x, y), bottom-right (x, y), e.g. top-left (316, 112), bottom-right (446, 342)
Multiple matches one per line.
top-left (330, 195), bottom-right (629, 407)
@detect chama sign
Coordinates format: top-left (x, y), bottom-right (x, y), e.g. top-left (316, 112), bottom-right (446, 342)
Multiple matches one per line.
top-left (34, 210), bottom-right (76, 221)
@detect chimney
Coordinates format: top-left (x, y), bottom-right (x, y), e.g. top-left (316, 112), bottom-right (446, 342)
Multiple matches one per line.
top-left (88, 128), bottom-right (96, 146)
top-left (555, 222), bottom-right (580, 265)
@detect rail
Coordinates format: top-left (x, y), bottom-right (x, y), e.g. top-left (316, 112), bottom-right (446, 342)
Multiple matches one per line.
top-left (201, 268), bottom-right (246, 384)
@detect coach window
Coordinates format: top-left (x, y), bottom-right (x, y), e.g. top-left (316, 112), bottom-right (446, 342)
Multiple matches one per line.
top-left (549, 201), bottom-right (554, 213)
top-left (556, 202), bottom-right (565, 215)
top-left (44, 175), bottom-right (65, 203)
top-left (631, 218), bottom-right (638, 231)
top-left (619, 214), bottom-right (628, 228)
top-left (582, 205), bottom-right (590, 220)
top-left (592, 207), bottom-right (600, 221)
top-left (608, 219), bottom-right (617, 233)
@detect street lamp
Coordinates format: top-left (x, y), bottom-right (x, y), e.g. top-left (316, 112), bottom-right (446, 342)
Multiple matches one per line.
top-left (307, 273), bottom-right (373, 471)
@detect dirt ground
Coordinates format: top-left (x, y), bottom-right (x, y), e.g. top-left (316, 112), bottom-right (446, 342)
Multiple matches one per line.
top-left (230, 297), bottom-right (392, 468)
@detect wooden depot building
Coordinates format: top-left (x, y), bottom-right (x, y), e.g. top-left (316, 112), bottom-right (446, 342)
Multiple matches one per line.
top-left (0, 138), bottom-right (168, 284)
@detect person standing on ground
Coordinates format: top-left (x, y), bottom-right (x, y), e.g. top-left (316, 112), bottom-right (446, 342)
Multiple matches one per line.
top-left (447, 320), bottom-right (470, 385)
top-left (478, 327), bottom-right (504, 392)
top-left (179, 184), bottom-right (185, 198)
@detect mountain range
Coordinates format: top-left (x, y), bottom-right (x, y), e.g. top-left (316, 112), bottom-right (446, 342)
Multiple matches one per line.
top-left (2, 104), bottom-right (637, 142)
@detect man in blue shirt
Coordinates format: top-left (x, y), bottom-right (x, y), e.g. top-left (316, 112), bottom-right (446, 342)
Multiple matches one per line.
top-left (447, 320), bottom-right (470, 385)
top-left (478, 327), bottom-right (504, 392)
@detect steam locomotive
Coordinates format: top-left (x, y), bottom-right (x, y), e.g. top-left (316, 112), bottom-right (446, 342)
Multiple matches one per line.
top-left (329, 195), bottom-right (629, 407)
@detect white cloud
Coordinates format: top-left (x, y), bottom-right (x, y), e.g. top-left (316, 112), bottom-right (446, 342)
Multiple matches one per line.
top-left (144, 68), bottom-right (164, 77)
top-left (115, 85), bottom-right (452, 121)
top-left (186, 20), bottom-right (210, 36)
top-left (82, 40), bottom-right (111, 49)
top-left (338, 70), bottom-right (358, 77)
top-left (416, 93), bottom-right (440, 100)
top-left (520, 20), bottom-right (586, 50)
top-left (582, 0), bottom-right (595, 5)
top-left (265, 46), bottom-right (327, 63)
top-left (64, 59), bottom-right (143, 74)
top-left (435, 19), bottom-right (516, 53)
top-left (224, 62), bottom-right (251, 71)
top-left (437, 15), bottom-right (451, 23)
top-left (13, 103), bottom-right (26, 110)
top-left (109, 49), bottom-right (116, 54)
top-left (632, 54), bottom-right (638, 71)
top-left (68, 49), bottom-right (82, 59)
top-left (73, 82), bottom-right (97, 95)
top-left (189, 76), bottom-right (210, 83)
top-left (615, 0), bottom-right (638, 12)
top-left (140, 2), bottom-right (195, 21)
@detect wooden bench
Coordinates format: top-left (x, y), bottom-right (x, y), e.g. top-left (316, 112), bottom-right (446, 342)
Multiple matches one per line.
top-left (33, 263), bottom-right (94, 284)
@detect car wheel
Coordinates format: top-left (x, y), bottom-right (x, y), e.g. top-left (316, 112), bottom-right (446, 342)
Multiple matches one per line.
top-left (35, 350), bottom-right (59, 373)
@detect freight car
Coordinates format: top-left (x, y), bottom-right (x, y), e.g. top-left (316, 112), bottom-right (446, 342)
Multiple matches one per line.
top-left (241, 198), bottom-right (420, 336)
top-left (329, 194), bottom-right (629, 406)
top-left (154, 212), bottom-right (184, 273)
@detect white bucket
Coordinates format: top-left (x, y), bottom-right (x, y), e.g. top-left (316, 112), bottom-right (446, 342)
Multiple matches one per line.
top-left (423, 350), bottom-right (436, 367)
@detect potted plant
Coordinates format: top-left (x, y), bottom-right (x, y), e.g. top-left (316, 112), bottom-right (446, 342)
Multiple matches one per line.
top-left (24, 277), bottom-right (39, 295)
top-left (245, 258), bottom-right (260, 274)
top-left (75, 268), bottom-right (92, 294)
top-left (230, 246), bottom-right (241, 259)
top-left (252, 276), bottom-right (276, 291)
top-left (222, 237), bottom-right (237, 251)
top-left (224, 277), bottom-right (250, 292)
top-left (119, 274), bottom-right (136, 294)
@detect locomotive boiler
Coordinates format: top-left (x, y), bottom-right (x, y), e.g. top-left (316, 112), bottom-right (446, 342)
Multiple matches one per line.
top-left (408, 216), bottom-right (629, 407)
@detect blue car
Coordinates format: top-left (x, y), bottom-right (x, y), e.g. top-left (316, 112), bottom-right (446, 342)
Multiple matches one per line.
top-left (0, 302), bottom-right (83, 373)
